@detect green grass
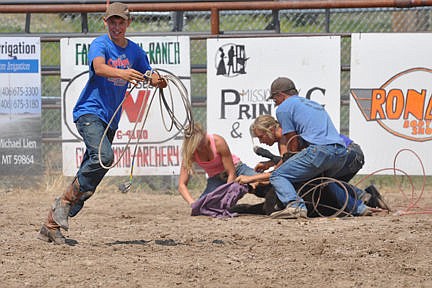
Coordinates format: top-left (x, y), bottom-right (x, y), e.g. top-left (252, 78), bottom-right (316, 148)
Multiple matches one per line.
top-left (352, 174), bottom-right (432, 194)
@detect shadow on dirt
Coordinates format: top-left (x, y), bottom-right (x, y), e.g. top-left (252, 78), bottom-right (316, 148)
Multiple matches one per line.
top-left (65, 238), bottom-right (78, 246)
top-left (106, 239), bottom-right (151, 246)
top-left (106, 239), bottom-right (183, 246)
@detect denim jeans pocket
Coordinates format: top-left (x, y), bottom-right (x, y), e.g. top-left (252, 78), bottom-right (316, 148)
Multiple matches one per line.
top-left (75, 114), bottom-right (109, 150)
top-left (77, 114), bottom-right (99, 127)
top-left (311, 150), bottom-right (327, 168)
top-left (306, 145), bottom-right (328, 168)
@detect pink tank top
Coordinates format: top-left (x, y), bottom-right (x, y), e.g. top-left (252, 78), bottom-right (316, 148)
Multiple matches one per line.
top-left (194, 134), bottom-right (240, 177)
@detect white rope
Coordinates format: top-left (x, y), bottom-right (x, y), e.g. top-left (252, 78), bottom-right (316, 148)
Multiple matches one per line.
top-left (97, 70), bottom-right (194, 176)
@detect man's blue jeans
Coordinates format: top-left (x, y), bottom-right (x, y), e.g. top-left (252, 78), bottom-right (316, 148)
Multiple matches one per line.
top-left (333, 142), bottom-right (367, 201)
top-left (270, 143), bottom-right (367, 214)
top-left (334, 142), bottom-right (364, 182)
top-left (75, 114), bottom-right (115, 193)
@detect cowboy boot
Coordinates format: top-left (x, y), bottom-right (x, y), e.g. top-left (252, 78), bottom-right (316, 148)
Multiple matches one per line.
top-left (51, 177), bottom-right (81, 231)
top-left (69, 191), bottom-right (95, 217)
top-left (37, 210), bottom-right (66, 245)
top-left (365, 184), bottom-right (391, 211)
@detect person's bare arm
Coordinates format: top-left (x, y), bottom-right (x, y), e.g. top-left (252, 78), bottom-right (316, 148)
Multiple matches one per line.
top-left (235, 172), bottom-right (271, 184)
top-left (254, 160), bottom-right (274, 172)
top-left (178, 165), bottom-right (195, 205)
top-left (277, 131), bottom-right (300, 165)
top-left (214, 134), bottom-right (236, 183)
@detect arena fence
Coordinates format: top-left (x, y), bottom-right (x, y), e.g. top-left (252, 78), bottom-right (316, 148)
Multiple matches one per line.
top-left (1, 1), bottom-right (431, 191)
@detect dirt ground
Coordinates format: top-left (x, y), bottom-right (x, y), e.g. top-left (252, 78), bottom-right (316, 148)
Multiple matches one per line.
top-left (1, 178), bottom-right (432, 288)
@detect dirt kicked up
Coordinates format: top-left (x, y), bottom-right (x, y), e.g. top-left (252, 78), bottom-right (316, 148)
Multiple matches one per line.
top-left (1, 182), bottom-right (432, 288)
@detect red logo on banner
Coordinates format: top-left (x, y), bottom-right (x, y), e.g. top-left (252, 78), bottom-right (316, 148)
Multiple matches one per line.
top-left (122, 89), bottom-right (151, 123)
top-left (351, 67), bottom-right (432, 142)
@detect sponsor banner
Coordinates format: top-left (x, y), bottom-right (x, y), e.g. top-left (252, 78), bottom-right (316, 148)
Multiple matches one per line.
top-left (350, 33), bottom-right (432, 175)
top-left (61, 36), bottom-right (190, 176)
top-left (207, 37), bottom-right (341, 168)
top-left (0, 37), bottom-right (42, 175)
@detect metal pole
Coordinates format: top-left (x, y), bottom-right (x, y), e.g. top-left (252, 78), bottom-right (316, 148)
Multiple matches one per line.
top-left (325, 9), bottom-right (330, 33)
top-left (211, 7), bottom-right (220, 35)
top-left (81, 12), bottom-right (88, 34)
top-left (25, 13), bottom-right (31, 33)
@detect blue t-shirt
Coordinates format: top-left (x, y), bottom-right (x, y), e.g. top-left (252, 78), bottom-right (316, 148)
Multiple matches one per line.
top-left (73, 34), bottom-right (152, 130)
top-left (276, 95), bottom-right (345, 147)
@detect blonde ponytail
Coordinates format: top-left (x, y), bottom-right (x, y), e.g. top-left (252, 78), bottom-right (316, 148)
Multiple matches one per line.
top-left (181, 123), bottom-right (206, 174)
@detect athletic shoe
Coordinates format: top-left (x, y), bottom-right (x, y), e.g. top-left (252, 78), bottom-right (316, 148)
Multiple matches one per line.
top-left (270, 205), bottom-right (307, 219)
top-left (358, 207), bottom-right (373, 216)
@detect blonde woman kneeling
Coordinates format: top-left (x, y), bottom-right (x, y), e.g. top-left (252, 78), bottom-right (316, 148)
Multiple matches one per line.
top-left (178, 123), bottom-right (256, 205)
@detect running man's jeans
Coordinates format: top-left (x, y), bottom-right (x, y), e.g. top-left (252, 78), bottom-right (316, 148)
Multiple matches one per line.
top-left (75, 114), bottom-right (115, 193)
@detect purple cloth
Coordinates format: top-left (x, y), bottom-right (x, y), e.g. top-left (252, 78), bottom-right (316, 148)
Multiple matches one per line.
top-left (191, 182), bottom-right (249, 218)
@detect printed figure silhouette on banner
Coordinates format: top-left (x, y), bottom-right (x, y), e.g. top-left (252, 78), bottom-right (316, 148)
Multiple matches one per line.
top-left (215, 44), bottom-right (249, 77)
top-left (216, 47), bottom-right (227, 75)
top-left (227, 46), bottom-right (235, 76)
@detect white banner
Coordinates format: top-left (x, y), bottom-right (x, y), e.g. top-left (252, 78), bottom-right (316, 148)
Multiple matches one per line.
top-left (61, 36), bottom-right (190, 176)
top-left (350, 33), bottom-right (432, 175)
top-left (0, 37), bottom-right (42, 175)
top-left (207, 36), bottom-right (341, 168)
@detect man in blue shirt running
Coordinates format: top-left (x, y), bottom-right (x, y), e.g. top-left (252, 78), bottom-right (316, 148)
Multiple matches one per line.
top-left (38, 2), bottom-right (167, 244)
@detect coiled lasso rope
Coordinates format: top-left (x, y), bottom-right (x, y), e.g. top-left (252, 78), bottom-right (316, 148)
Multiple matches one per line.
top-left (294, 148), bottom-right (430, 218)
top-left (352, 148), bottom-right (431, 216)
top-left (97, 69), bottom-right (194, 192)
